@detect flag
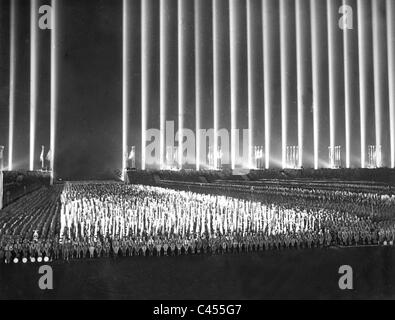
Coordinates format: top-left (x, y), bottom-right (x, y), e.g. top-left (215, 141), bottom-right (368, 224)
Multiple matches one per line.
top-left (128, 148), bottom-right (135, 160)
top-left (0, 146), bottom-right (4, 172)
top-left (40, 147), bottom-right (45, 163)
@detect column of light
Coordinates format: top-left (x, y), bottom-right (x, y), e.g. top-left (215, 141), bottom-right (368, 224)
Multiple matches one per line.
top-left (357, 0), bottom-right (367, 168)
top-left (246, 0), bottom-right (254, 168)
top-left (30, 0), bottom-right (39, 171)
top-left (8, 0), bottom-right (17, 171)
top-left (387, 0), bottom-right (395, 168)
top-left (50, 0), bottom-right (58, 184)
top-left (122, 0), bottom-right (129, 179)
top-left (295, 0), bottom-right (304, 168)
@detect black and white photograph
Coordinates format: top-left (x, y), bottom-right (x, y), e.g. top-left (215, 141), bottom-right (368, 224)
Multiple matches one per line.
top-left (0, 0), bottom-right (394, 303)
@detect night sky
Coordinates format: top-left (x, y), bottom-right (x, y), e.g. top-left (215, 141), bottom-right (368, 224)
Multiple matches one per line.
top-left (0, 0), bottom-right (391, 179)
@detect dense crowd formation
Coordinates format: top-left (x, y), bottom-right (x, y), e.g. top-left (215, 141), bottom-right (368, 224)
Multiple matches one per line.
top-left (2, 171), bottom-right (51, 207)
top-left (1, 181), bottom-right (395, 264)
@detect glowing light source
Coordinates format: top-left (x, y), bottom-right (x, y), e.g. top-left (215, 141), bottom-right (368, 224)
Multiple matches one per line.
top-left (30, 0), bottom-right (39, 171)
top-left (387, 0), bottom-right (395, 168)
top-left (357, 0), bottom-right (367, 168)
top-left (8, 0), bottom-right (17, 171)
top-left (122, 0), bottom-right (129, 179)
top-left (310, 0), bottom-right (320, 169)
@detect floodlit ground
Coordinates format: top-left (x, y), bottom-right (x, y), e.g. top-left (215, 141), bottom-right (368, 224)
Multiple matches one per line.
top-left (0, 246), bottom-right (394, 300)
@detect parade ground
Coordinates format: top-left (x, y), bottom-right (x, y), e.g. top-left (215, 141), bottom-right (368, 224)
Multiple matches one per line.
top-left (1, 245), bottom-right (394, 300)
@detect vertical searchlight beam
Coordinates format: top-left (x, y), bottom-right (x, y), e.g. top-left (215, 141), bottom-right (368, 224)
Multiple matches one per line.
top-left (262, 0), bottom-right (272, 169)
top-left (327, 0), bottom-right (336, 164)
top-left (343, 0), bottom-right (352, 168)
top-left (280, 0), bottom-right (290, 169)
top-left (372, 0), bottom-right (383, 157)
top-left (246, 0), bottom-right (254, 168)
top-left (159, 0), bottom-right (167, 170)
top-left (141, 0), bottom-right (149, 170)
top-left (358, 0), bottom-right (367, 168)
top-left (310, 0), bottom-right (320, 169)
top-left (50, 0), bottom-right (58, 184)
top-left (122, 0), bottom-right (130, 179)
top-left (178, 0), bottom-right (187, 169)
top-left (8, 0), bottom-right (17, 171)
top-left (295, 0), bottom-right (305, 168)
top-left (212, 0), bottom-right (219, 168)
top-left (387, 0), bottom-right (395, 168)
top-left (30, 0), bottom-right (39, 171)
top-left (229, 0), bottom-right (237, 170)
top-left (195, 0), bottom-right (202, 170)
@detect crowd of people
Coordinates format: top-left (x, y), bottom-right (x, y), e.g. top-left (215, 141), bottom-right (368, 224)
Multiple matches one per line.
top-left (1, 180), bottom-right (395, 264)
top-left (2, 171), bottom-right (51, 207)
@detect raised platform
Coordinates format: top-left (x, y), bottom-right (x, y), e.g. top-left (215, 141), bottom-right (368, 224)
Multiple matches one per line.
top-left (127, 168), bottom-right (395, 187)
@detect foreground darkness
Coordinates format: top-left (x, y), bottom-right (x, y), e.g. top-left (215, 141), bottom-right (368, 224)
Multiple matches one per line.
top-left (0, 246), bottom-right (393, 299)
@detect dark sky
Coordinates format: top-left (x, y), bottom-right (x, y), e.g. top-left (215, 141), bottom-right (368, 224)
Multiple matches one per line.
top-left (0, 0), bottom-right (391, 179)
